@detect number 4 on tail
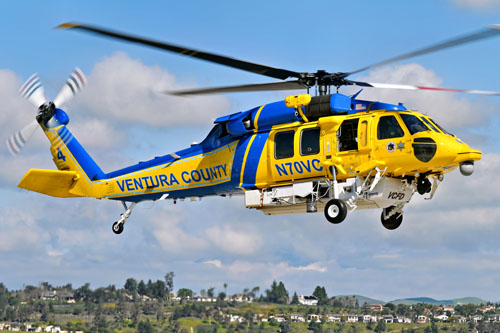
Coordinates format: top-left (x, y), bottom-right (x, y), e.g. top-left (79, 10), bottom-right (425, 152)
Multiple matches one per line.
top-left (57, 148), bottom-right (66, 161)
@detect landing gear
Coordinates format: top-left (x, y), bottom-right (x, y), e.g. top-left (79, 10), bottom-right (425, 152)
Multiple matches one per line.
top-left (381, 206), bottom-right (403, 230)
top-left (324, 199), bottom-right (347, 224)
top-left (112, 201), bottom-right (137, 235)
top-left (416, 175), bottom-right (432, 195)
top-left (112, 221), bottom-right (124, 234)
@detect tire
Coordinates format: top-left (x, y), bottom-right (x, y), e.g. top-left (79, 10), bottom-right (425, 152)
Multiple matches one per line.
top-left (381, 206), bottom-right (403, 230)
top-left (324, 199), bottom-right (348, 224)
top-left (112, 221), bottom-right (124, 234)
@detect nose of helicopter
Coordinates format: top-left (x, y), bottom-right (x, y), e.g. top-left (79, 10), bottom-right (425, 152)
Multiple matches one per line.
top-left (447, 136), bottom-right (481, 176)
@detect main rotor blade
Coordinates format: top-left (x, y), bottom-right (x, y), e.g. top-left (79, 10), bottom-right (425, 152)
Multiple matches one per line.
top-left (167, 80), bottom-right (307, 96)
top-left (57, 22), bottom-right (301, 81)
top-left (348, 25), bottom-right (500, 76)
top-left (350, 80), bottom-right (500, 96)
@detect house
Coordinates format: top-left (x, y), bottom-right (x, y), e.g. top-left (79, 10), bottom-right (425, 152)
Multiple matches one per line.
top-left (193, 296), bottom-right (216, 302)
top-left (228, 314), bottom-right (244, 323)
top-left (367, 304), bottom-right (384, 312)
top-left (443, 305), bottom-right (455, 314)
top-left (417, 315), bottom-right (429, 324)
top-left (453, 315), bottom-right (467, 324)
top-left (358, 315), bottom-right (375, 323)
top-left (435, 314), bottom-right (449, 321)
top-left (480, 305), bottom-right (495, 313)
top-left (299, 295), bottom-right (319, 306)
top-left (346, 315), bottom-right (358, 323)
top-left (381, 315), bottom-right (394, 323)
top-left (472, 315), bottom-right (483, 323)
top-left (489, 314), bottom-right (500, 322)
top-left (395, 316), bottom-right (412, 324)
top-left (307, 314), bottom-right (321, 322)
top-left (327, 315), bottom-right (342, 323)
top-left (290, 314), bottom-right (305, 322)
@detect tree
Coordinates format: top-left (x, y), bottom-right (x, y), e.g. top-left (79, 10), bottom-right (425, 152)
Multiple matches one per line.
top-left (138, 280), bottom-right (147, 296)
top-left (165, 272), bottom-right (175, 300)
top-left (265, 281), bottom-right (289, 304)
top-left (138, 319), bottom-right (154, 333)
top-left (312, 286), bottom-right (328, 305)
top-left (74, 283), bottom-right (92, 302)
top-left (177, 288), bottom-right (193, 299)
top-left (207, 287), bottom-right (215, 298)
top-left (374, 319), bottom-right (386, 332)
top-left (280, 320), bottom-right (292, 333)
top-left (124, 278), bottom-right (138, 295)
top-left (291, 292), bottom-right (299, 305)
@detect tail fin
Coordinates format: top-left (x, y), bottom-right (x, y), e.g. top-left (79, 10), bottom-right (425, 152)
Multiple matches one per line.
top-left (18, 110), bottom-right (107, 199)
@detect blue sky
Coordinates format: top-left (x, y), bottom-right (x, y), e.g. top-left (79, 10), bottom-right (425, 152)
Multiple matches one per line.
top-left (1, 0), bottom-right (500, 302)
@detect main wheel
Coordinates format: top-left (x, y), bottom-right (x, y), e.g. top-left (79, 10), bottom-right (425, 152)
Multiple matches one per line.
top-left (381, 206), bottom-right (403, 230)
top-left (324, 199), bottom-right (348, 224)
top-left (112, 221), bottom-right (124, 234)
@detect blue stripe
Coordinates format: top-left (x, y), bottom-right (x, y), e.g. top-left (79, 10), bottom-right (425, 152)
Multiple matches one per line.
top-left (241, 132), bottom-right (269, 188)
top-left (230, 135), bottom-right (252, 185)
top-left (57, 126), bottom-right (105, 181)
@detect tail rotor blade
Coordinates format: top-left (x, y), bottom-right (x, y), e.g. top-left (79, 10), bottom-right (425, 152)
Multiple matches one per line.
top-left (53, 68), bottom-right (87, 107)
top-left (6, 120), bottom-right (39, 156)
top-left (19, 74), bottom-right (47, 107)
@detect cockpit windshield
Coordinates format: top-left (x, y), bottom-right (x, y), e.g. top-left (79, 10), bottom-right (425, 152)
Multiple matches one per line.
top-left (429, 117), bottom-right (453, 136)
top-left (400, 114), bottom-right (428, 135)
top-left (420, 117), bottom-right (439, 132)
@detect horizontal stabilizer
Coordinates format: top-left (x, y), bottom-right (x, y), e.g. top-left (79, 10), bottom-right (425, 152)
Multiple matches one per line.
top-left (18, 169), bottom-right (83, 198)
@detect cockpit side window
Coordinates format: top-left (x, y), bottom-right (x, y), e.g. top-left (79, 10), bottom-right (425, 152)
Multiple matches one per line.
top-left (400, 114), bottom-right (428, 135)
top-left (275, 130), bottom-right (295, 159)
top-left (377, 116), bottom-right (404, 140)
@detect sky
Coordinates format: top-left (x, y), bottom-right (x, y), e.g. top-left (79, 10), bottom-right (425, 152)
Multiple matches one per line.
top-left (1, 0), bottom-right (500, 302)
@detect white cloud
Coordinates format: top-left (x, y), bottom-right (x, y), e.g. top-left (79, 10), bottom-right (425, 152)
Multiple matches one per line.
top-left (452, 0), bottom-right (500, 9)
top-left (150, 207), bottom-right (209, 254)
top-left (69, 118), bottom-right (127, 148)
top-left (353, 63), bottom-right (492, 130)
top-left (78, 52), bottom-right (231, 127)
top-left (0, 207), bottom-right (49, 252)
top-left (204, 259), bottom-right (222, 268)
top-left (205, 224), bottom-right (262, 255)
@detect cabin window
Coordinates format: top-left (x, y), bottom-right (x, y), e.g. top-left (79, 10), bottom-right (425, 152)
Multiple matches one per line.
top-left (337, 119), bottom-right (359, 151)
top-left (275, 130), bottom-right (295, 159)
top-left (300, 127), bottom-right (320, 156)
top-left (377, 116), bottom-right (404, 140)
top-left (400, 114), bottom-right (428, 135)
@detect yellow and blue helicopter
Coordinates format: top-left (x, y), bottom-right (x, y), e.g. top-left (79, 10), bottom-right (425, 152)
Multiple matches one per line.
top-left (8, 23), bottom-right (500, 234)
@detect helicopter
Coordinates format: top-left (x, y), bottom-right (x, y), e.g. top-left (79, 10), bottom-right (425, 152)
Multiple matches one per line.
top-left (7, 23), bottom-right (500, 234)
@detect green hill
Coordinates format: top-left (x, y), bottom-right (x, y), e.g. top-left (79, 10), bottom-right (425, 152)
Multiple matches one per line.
top-left (388, 297), bottom-right (488, 306)
top-left (335, 295), bottom-right (386, 306)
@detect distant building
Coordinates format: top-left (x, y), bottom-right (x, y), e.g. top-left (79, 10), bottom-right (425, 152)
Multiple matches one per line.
top-left (299, 295), bottom-right (319, 306)
top-left (327, 315), bottom-right (342, 323)
top-left (367, 304), bottom-right (384, 312)
top-left (307, 314), bottom-right (321, 322)
top-left (417, 315), bottom-right (430, 324)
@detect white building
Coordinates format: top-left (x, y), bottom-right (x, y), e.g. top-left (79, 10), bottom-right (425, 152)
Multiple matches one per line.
top-left (299, 295), bottom-right (319, 306)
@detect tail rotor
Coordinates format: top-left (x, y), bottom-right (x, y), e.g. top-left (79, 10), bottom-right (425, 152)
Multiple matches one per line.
top-left (6, 68), bottom-right (87, 156)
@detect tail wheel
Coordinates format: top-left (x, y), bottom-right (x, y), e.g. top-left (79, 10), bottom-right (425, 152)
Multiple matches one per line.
top-left (381, 206), bottom-right (403, 230)
top-left (112, 221), bottom-right (124, 234)
top-left (324, 199), bottom-right (348, 224)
